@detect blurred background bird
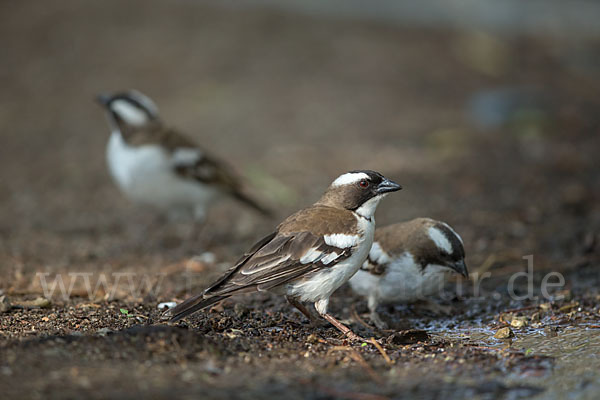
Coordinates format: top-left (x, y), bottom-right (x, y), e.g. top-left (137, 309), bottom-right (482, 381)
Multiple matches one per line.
top-left (96, 90), bottom-right (272, 222)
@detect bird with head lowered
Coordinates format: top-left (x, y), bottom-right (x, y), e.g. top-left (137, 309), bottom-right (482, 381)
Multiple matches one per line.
top-left (349, 218), bottom-right (468, 329)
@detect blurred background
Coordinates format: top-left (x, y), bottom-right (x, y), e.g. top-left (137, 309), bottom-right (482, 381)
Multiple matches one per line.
top-left (0, 1), bottom-right (599, 398)
top-left (1, 0), bottom-right (598, 275)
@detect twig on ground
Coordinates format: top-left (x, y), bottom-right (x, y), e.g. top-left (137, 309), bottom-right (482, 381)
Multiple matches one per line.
top-left (351, 304), bottom-right (375, 332)
top-left (369, 338), bottom-right (393, 365)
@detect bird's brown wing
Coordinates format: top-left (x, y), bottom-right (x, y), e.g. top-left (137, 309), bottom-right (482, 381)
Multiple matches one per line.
top-left (122, 122), bottom-right (197, 149)
top-left (165, 230), bottom-right (352, 321)
top-left (206, 230), bottom-right (353, 296)
top-left (165, 206), bottom-right (359, 322)
top-left (173, 150), bottom-right (272, 216)
top-left (217, 206), bottom-right (360, 292)
top-left (125, 123), bottom-right (271, 215)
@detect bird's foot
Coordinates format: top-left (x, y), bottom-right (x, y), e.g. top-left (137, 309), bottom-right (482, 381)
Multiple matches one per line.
top-left (319, 312), bottom-right (365, 342)
top-left (369, 311), bottom-right (389, 330)
top-left (343, 330), bottom-right (365, 342)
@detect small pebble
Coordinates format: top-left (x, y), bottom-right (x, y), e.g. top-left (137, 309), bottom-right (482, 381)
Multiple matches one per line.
top-left (494, 327), bottom-right (514, 339)
top-left (511, 316), bottom-right (528, 328)
top-left (157, 302), bottom-right (177, 310)
top-left (0, 296), bottom-right (11, 313)
top-left (306, 334), bottom-right (318, 344)
top-left (539, 303), bottom-right (552, 312)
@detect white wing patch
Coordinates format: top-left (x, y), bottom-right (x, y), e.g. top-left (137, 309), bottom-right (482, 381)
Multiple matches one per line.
top-left (324, 234), bottom-right (359, 249)
top-left (320, 252), bottom-right (340, 265)
top-left (300, 248), bottom-right (323, 264)
top-left (427, 226), bottom-right (453, 254)
top-left (172, 148), bottom-right (203, 165)
top-left (331, 172), bottom-right (370, 187)
top-left (369, 241), bottom-right (391, 265)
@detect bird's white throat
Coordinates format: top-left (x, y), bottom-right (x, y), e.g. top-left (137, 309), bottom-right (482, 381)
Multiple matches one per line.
top-left (355, 195), bottom-right (384, 220)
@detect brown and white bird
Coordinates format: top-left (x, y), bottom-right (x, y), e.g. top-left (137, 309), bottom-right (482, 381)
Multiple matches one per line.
top-left (95, 90), bottom-right (270, 221)
top-left (349, 218), bottom-right (468, 329)
top-left (165, 170), bottom-right (402, 340)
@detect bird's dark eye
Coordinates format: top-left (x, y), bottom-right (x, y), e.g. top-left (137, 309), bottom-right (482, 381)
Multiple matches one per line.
top-left (358, 180), bottom-right (369, 188)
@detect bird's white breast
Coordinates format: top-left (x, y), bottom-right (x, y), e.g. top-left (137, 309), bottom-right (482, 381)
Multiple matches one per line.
top-left (377, 253), bottom-right (450, 303)
top-left (106, 131), bottom-right (217, 217)
top-left (107, 131), bottom-right (163, 191)
top-left (348, 269), bottom-right (380, 298)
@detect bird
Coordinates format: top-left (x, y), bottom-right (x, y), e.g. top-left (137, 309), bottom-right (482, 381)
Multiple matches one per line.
top-left (348, 218), bottom-right (468, 329)
top-left (164, 170), bottom-right (402, 340)
top-left (95, 90), bottom-right (270, 221)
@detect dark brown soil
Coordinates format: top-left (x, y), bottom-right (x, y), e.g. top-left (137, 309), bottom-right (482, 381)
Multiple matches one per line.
top-left (1, 1), bottom-right (599, 399)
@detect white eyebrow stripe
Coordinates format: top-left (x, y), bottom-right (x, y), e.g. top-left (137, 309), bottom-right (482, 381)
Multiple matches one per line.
top-left (111, 99), bottom-right (149, 126)
top-left (324, 234), bottom-right (359, 249)
top-left (439, 222), bottom-right (463, 246)
top-left (127, 90), bottom-right (159, 116)
top-left (427, 226), bottom-right (453, 254)
top-left (331, 172), bottom-right (370, 187)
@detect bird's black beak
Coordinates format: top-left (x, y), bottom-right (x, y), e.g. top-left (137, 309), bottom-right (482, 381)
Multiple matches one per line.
top-left (376, 178), bottom-right (402, 194)
top-left (450, 259), bottom-right (469, 278)
top-left (95, 93), bottom-right (111, 107)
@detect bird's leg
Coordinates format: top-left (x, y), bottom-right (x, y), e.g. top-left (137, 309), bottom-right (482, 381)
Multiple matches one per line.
top-left (319, 313), bottom-right (363, 342)
top-left (369, 311), bottom-right (388, 330)
top-left (314, 299), bottom-right (363, 342)
top-left (286, 296), bottom-right (317, 322)
top-left (368, 294), bottom-right (389, 330)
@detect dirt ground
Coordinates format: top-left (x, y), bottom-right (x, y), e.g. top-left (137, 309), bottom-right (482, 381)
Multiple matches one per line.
top-left (1, 1), bottom-right (599, 399)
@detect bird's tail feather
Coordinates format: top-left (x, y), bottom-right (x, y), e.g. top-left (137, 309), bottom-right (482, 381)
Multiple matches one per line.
top-left (164, 294), bottom-right (228, 322)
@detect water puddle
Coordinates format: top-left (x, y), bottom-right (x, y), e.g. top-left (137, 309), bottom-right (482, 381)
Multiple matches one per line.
top-left (425, 317), bottom-right (600, 399)
top-left (511, 325), bottom-right (600, 399)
